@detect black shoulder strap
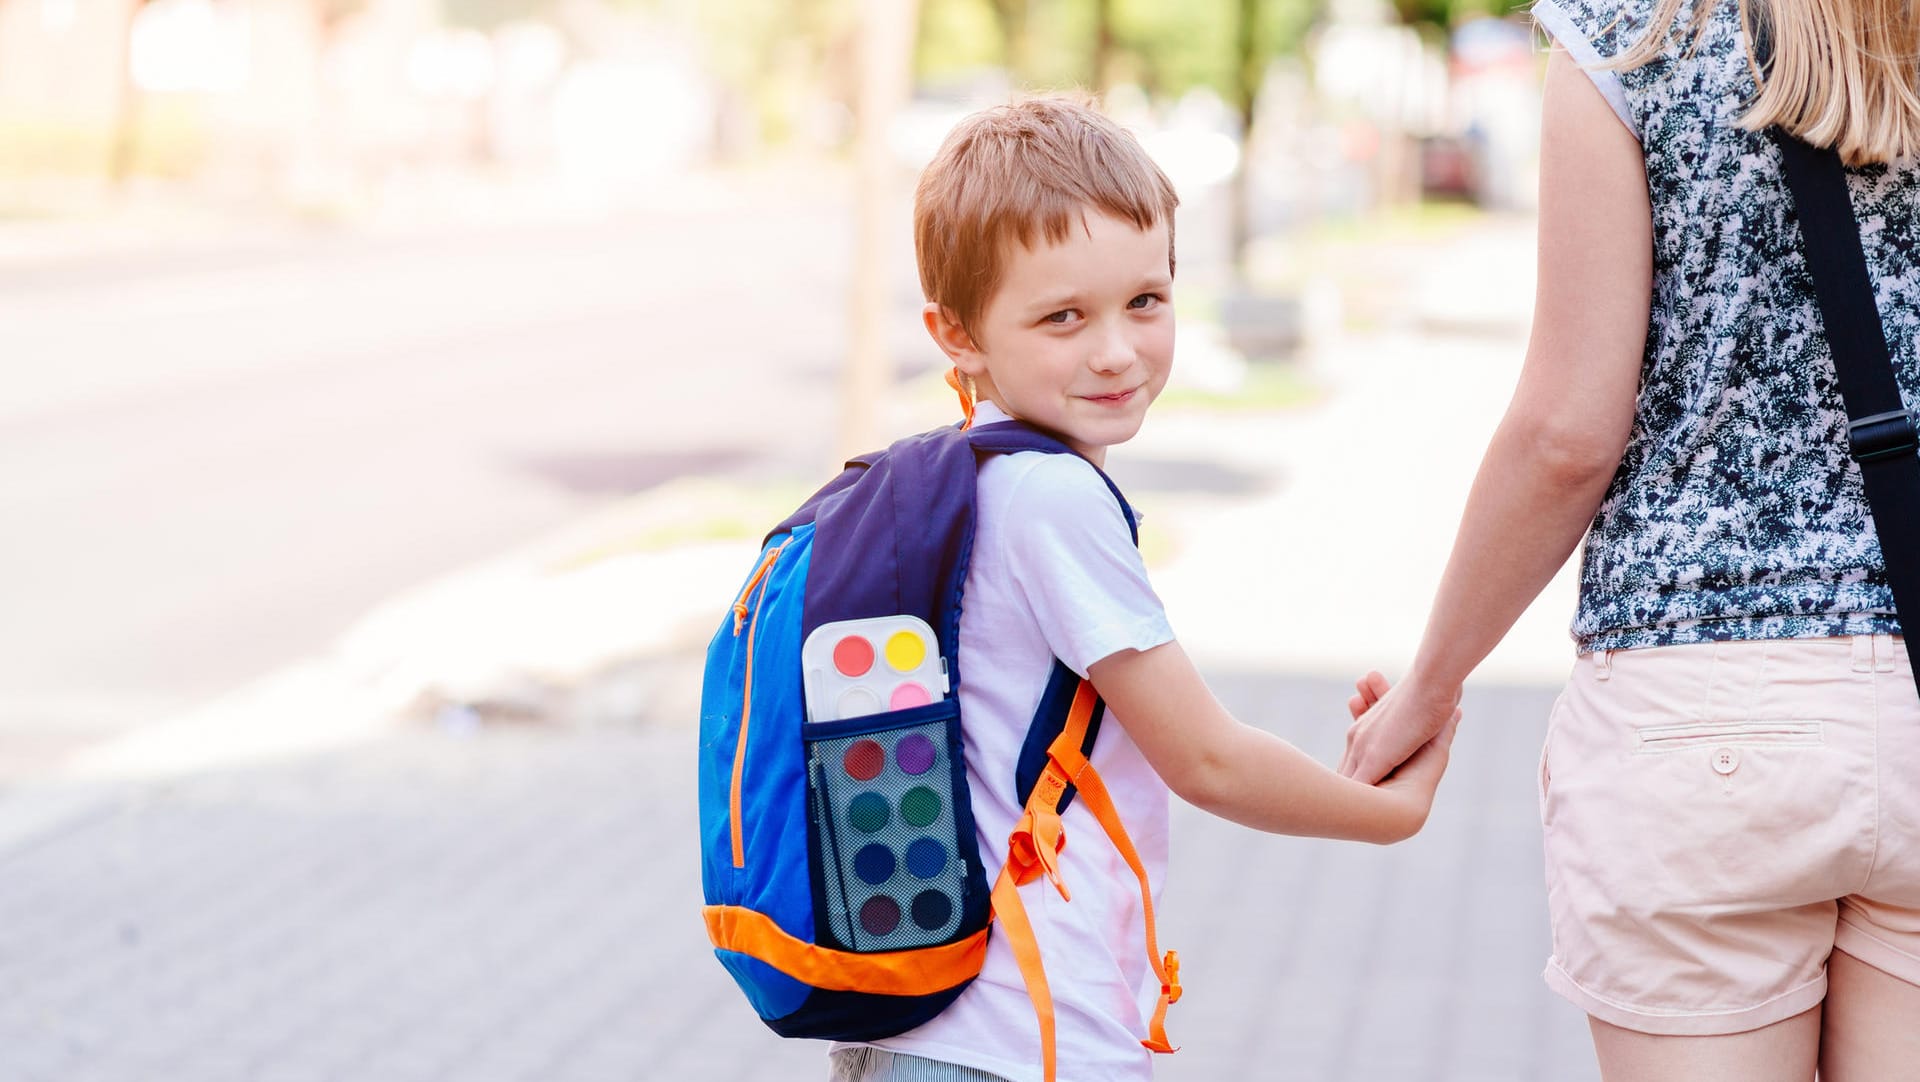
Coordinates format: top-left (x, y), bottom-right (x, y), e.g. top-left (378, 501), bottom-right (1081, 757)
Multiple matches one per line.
top-left (1770, 127), bottom-right (1920, 676)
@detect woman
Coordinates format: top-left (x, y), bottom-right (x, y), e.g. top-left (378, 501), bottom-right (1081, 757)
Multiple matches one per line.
top-left (1341, 1), bottom-right (1920, 1078)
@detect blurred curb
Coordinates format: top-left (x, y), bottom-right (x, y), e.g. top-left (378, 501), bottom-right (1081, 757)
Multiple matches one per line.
top-left (55, 479), bottom-right (779, 784)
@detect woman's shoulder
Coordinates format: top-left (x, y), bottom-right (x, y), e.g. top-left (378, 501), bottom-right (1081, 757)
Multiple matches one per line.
top-left (1535, 4), bottom-right (1749, 74)
top-left (1531, 0), bottom-right (1648, 61)
top-left (1533, 0), bottom-right (1752, 142)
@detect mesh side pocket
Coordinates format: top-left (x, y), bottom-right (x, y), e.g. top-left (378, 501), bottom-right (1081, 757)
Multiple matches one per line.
top-left (806, 710), bottom-right (968, 952)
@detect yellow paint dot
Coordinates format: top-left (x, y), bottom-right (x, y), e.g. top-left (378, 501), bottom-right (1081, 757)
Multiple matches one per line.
top-left (886, 630), bottom-right (926, 672)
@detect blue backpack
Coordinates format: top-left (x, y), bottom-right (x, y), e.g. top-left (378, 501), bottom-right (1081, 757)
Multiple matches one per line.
top-left (698, 419), bottom-right (1183, 1082)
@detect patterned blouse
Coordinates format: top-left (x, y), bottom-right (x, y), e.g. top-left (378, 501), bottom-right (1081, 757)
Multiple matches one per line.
top-left (1533, 0), bottom-right (1915, 652)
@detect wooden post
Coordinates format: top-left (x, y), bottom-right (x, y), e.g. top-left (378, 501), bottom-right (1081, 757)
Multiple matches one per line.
top-left (841, 0), bottom-right (920, 463)
top-left (1093, 0), bottom-right (1117, 94)
top-left (1230, 0), bottom-right (1261, 280)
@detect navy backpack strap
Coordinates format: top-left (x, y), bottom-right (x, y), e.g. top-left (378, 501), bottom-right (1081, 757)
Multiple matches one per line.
top-left (767, 451), bottom-right (880, 543)
top-left (802, 427), bottom-right (978, 658)
top-left (1769, 128), bottom-right (1920, 679)
top-left (965, 419), bottom-right (1140, 810)
top-left (1014, 661), bottom-right (1105, 813)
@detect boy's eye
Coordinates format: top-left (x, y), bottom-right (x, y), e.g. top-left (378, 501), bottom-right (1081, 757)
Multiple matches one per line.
top-left (1042, 309), bottom-right (1081, 325)
top-left (1128, 293), bottom-right (1164, 310)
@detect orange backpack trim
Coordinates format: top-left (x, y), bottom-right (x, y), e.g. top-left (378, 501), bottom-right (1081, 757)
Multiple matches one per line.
top-left (705, 905), bottom-right (988, 996)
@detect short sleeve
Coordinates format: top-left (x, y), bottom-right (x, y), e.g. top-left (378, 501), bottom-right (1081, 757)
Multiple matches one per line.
top-left (1000, 455), bottom-right (1174, 678)
top-left (1532, 0), bottom-right (1641, 141)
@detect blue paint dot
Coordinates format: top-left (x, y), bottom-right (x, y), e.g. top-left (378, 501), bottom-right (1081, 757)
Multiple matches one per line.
top-left (905, 838), bottom-right (947, 880)
top-left (854, 843), bottom-right (896, 886)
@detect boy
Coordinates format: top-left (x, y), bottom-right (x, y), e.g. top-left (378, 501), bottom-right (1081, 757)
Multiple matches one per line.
top-left (829, 96), bottom-right (1457, 1082)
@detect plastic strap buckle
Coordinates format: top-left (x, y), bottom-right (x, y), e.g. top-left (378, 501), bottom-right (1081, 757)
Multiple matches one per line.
top-left (1848, 409), bottom-right (1920, 463)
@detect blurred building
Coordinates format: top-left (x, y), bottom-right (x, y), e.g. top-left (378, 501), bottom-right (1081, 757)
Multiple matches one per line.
top-left (0, 0), bottom-right (720, 209)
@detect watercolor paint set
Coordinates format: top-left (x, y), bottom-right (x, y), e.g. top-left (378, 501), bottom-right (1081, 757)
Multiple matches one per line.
top-left (800, 615), bottom-right (950, 723)
top-left (801, 616), bottom-right (967, 951)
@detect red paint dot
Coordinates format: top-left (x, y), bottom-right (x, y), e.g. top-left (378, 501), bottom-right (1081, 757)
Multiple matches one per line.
top-left (833, 635), bottom-right (875, 677)
top-left (860, 895), bottom-right (901, 937)
top-left (843, 739), bottom-right (885, 781)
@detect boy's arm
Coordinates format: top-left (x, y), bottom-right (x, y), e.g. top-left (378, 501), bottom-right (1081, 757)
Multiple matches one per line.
top-left (1089, 640), bottom-right (1458, 844)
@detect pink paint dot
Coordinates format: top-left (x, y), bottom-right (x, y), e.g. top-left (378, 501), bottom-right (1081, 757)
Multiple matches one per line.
top-left (889, 682), bottom-right (932, 710)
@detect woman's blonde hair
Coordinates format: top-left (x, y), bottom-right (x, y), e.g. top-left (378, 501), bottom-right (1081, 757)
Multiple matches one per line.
top-left (1604, 0), bottom-right (1920, 166)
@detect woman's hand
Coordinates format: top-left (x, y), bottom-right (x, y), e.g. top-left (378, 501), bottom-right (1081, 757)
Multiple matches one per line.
top-left (1339, 671), bottom-right (1464, 786)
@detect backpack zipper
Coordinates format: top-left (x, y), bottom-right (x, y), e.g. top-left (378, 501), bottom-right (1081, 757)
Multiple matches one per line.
top-left (729, 541), bottom-right (787, 868)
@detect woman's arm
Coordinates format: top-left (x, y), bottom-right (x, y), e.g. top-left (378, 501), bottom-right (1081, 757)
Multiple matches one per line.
top-left (1090, 640), bottom-right (1458, 844)
top-left (1338, 45), bottom-right (1653, 783)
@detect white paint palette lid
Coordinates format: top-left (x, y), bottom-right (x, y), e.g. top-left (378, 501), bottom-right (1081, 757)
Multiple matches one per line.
top-left (801, 615), bottom-right (950, 723)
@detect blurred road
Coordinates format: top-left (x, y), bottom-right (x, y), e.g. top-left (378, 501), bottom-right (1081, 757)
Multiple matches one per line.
top-left (0, 179), bottom-right (923, 746)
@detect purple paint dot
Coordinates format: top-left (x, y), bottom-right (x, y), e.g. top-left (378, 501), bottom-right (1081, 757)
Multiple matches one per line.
top-left (896, 733), bottom-right (936, 776)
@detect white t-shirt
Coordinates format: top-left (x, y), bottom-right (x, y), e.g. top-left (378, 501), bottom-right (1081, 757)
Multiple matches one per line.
top-left (839, 401), bottom-right (1178, 1082)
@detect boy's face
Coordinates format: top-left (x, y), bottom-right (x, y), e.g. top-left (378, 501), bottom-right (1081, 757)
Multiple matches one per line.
top-left (928, 210), bottom-right (1174, 467)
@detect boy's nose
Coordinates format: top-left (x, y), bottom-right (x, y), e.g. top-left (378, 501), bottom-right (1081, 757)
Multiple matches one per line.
top-left (1088, 326), bottom-right (1136, 373)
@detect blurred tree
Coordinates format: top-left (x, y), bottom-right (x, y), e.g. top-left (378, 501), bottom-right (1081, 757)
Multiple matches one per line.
top-left (318, 0), bottom-right (368, 33)
top-left (1390, 0), bottom-right (1506, 30)
top-left (692, 0), bottom-right (857, 148)
top-left (442, 0), bottom-right (540, 31)
top-left (915, 0), bottom-right (1003, 83)
top-left (984, 0), bottom-right (1034, 83)
top-left (916, 0), bottom-right (1318, 99)
top-left (108, 0), bottom-right (151, 185)
top-left (1092, 0), bottom-right (1115, 92)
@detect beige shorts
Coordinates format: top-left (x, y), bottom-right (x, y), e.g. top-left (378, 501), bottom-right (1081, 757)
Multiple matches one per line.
top-left (1540, 634), bottom-right (1920, 1036)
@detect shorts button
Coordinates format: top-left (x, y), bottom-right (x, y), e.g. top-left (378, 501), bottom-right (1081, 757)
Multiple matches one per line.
top-left (1711, 747), bottom-right (1739, 775)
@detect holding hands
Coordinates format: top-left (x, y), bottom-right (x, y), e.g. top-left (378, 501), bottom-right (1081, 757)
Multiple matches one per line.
top-left (1342, 670), bottom-right (1464, 805)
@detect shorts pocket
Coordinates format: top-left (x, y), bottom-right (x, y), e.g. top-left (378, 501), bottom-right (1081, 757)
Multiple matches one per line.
top-left (804, 700), bottom-right (969, 953)
top-left (1634, 719), bottom-right (1824, 753)
top-left (1538, 691), bottom-right (1567, 823)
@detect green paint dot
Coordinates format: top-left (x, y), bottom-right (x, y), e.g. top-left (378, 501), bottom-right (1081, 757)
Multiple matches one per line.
top-left (901, 786), bottom-right (941, 828)
top-left (849, 792), bottom-right (890, 833)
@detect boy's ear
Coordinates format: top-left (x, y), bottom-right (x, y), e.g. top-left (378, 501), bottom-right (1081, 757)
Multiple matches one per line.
top-left (922, 303), bottom-right (984, 373)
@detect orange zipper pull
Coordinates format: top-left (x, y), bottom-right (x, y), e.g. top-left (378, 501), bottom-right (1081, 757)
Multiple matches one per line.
top-left (730, 544), bottom-right (785, 636)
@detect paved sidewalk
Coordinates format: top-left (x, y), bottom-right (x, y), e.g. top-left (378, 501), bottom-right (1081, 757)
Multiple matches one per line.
top-left (0, 672), bottom-right (1595, 1082)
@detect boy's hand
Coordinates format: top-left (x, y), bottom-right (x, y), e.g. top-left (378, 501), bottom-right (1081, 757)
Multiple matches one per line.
top-left (1347, 670), bottom-right (1390, 720)
top-left (1371, 705), bottom-right (1462, 840)
top-left (1340, 675), bottom-right (1463, 785)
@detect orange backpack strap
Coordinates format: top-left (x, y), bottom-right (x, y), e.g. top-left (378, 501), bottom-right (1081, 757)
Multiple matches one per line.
top-left (994, 679), bottom-right (1183, 1082)
top-left (1049, 745), bottom-right (1182, 1053)
top-left (990, 858), bottom-right (1057, 1081)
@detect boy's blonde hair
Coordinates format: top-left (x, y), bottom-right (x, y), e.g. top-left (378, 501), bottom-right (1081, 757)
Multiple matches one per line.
top-left (914, 96), bottom-right (1180, 346)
